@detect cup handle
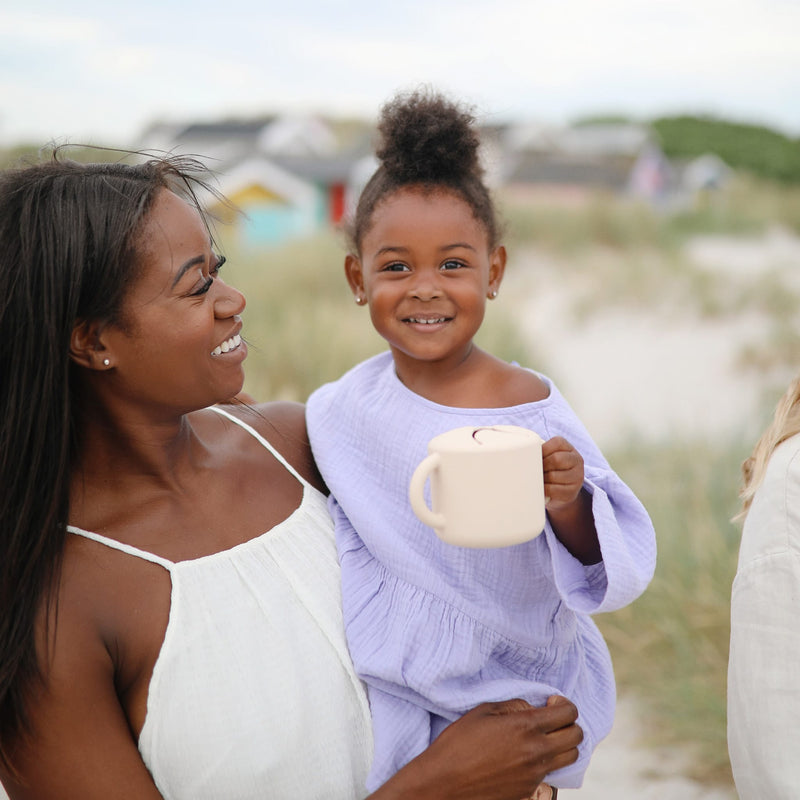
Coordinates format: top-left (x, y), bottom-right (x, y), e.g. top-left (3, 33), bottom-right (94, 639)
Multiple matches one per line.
top-left (409, 453), bottom-right (445, 530)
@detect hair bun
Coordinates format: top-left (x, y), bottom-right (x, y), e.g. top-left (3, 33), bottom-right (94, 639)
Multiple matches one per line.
top-left (376, 88), bottom-right (483, 183)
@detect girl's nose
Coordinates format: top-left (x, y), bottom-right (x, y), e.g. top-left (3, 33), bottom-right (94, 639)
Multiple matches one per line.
top-left (214, 278), bottom-right (246, 317)
top-left (410, 272), bottom-right (442, 300)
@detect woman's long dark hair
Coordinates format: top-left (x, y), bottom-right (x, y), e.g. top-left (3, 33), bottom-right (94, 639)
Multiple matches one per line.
top-left (0, 150), bottom-right (217, 769)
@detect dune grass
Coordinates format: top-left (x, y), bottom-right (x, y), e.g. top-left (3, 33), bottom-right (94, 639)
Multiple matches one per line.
top-left (597, 438), bottom-right (747, 785)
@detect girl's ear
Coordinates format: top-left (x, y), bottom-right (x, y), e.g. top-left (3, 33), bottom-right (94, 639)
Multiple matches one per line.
top-left (69, 319), bottom-right (112, 370)
top-left (488, 245), bottom-right (507, 296)
top-left (344, 254), bottom-right (367, 305)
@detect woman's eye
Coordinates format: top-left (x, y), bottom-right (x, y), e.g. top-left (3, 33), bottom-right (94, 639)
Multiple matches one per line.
top-left (189, 255), bottom-right (226, 296)
top-left (192, 277), bottom-right (214, 296)
top-left (211, 255), bottom-right (226, 276)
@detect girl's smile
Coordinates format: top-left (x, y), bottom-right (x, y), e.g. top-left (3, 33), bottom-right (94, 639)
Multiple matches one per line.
top-left (403, 315), bottom-right (451, 329)
top-left (346, 186), bottom-right (505, 379)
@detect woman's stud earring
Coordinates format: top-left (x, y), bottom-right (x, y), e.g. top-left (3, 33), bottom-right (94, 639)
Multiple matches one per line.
top-left (103, 358), bottom-right (110, 366)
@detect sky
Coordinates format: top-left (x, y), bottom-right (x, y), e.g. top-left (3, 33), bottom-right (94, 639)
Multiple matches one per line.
top-left (2, 0), bottom-right (799, 147)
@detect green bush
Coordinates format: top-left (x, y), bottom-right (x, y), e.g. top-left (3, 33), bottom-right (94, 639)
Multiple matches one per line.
top-left (653, 115), bottom-right (800, 184)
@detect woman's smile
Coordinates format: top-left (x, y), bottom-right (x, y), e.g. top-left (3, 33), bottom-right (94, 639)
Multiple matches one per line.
top-left (211, 332), bottom-right (244, 357)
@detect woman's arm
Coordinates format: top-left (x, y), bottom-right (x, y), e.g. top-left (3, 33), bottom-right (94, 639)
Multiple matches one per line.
top-left (728, 549), bottom-right (800, 798)
top-left (728, 438), bottom-right (800, 798)
top-left (729, 523), bottom-right (800, 797)
top-left (1, 578), bottom-right (163, 799)
top-left (369, 697), bottom-right (582, 800)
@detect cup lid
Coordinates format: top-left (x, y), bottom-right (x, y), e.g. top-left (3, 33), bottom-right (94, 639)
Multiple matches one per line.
top-left (428, 424), bottom-right (543, 453)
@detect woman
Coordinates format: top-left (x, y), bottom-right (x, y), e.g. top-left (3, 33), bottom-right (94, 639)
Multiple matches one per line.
top-left (728, 376), bottom-right (800, 798)
top-left (0, 153), bottom-right (582, 799)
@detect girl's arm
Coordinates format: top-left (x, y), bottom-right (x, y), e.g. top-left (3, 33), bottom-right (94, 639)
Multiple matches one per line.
top-left (542, 436), bottom-right (602, 564)
top-left (369, 697), bottom-right (582, 800)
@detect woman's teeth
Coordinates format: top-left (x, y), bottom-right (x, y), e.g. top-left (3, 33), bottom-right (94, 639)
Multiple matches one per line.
top-left (211, 333), bottom-right (242, 356)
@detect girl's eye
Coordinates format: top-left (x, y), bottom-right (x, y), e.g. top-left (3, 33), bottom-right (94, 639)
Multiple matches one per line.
top-left (382, 262), bottom-right (409, 273)
top-left (441, 259), bottom-right (465, 271)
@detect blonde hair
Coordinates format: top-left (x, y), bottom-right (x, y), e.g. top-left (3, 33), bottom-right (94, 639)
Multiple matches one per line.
top-left (738, 373), bottom-right (800, 520)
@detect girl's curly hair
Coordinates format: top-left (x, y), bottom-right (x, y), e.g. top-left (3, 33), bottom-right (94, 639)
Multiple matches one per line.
top-left (347, 87), bottom-right (501, 252)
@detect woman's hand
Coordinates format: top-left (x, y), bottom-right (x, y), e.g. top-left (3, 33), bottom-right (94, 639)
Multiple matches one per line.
top-left (371, 695), bottom-right (582, 800)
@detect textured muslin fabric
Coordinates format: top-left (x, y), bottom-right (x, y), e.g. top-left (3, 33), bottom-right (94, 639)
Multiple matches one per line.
top-left (306, 352), bottom-right (656, 791)
top-left (728, 433), bottom-right (800, 799)
top-left (68, 406), bottom-right (373, 800)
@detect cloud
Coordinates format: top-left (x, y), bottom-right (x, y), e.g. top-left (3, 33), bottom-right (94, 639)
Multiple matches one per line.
top-left (0, 11), bottom-right (102, 44)
top-left (1, 0), bottom-right (798, 144)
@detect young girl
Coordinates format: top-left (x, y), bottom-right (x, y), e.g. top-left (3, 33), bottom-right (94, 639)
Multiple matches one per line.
top-left (306, 90), bottom-right (656, 794)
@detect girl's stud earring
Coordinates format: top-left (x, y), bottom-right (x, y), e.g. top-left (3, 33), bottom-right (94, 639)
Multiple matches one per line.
top-left (488, 290), bottom-right (498, 299)
top-left (103, 358), bottom-right (110, 366)
top-left (355, 296), bottom-right (366, 305)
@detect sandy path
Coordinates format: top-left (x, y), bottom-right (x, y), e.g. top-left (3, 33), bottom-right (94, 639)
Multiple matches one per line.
top-left (507, 228), bottom-right (800, 450)
top-left (560, 695), bottom-right (737, 799)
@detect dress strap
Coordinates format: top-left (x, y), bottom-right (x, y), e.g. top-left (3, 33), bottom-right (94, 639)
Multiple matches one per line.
top-left (208, 405), bottom-right (311, 490)
top-left (67, 525), bottom-right (174, 570)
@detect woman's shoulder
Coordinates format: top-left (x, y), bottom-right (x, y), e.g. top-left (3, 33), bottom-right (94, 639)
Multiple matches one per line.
top-left (739, 433), bottom-right (800, 566)
top-left (754, 432), bottom-right (800, 506)
top-left (204, 401), bottom-right (325, 492)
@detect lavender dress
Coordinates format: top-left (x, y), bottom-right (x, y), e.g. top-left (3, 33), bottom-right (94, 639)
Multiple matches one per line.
top-left (306, 351), bottom-right (656, 790)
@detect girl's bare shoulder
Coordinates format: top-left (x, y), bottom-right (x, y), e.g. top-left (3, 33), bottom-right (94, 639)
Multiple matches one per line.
top-left (488, 359), bottom-right (551, 407)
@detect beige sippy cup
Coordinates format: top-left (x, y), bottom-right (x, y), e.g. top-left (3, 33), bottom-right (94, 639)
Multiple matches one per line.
top-left (409, 425), bottom-right (546, 548)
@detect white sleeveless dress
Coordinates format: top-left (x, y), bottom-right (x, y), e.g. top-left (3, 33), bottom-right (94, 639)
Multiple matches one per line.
top-left (68, 406), bottom-right (373, 799)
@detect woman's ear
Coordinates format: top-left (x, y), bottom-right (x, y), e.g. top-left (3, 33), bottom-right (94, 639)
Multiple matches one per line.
top-left (69, 319), bottom-right (112, 370)
top-left (344, 254), bottom-right (367, 305)
top-left (488, 245), bottom-right (507, 296)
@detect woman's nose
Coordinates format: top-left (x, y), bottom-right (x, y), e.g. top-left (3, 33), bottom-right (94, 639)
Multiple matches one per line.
top-left (214, 278), bottom-right (246, 317)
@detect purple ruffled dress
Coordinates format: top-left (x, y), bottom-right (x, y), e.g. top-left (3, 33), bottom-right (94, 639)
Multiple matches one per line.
top-left (306, 351), bottom-right (656, 791)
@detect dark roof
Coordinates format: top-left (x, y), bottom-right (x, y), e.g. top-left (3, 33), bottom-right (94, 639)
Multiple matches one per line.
top-left (176, 117), bottom-right (277, 140)
top-left (507, 154), bottom-right (633, 190)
